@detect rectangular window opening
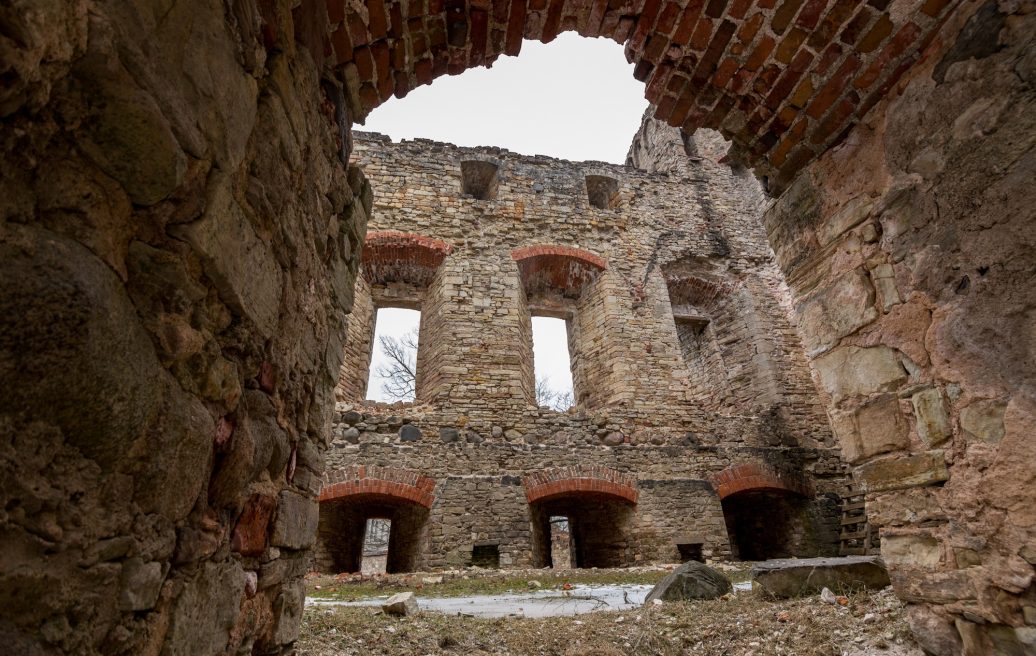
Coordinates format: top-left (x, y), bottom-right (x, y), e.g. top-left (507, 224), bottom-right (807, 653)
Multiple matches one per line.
top-left (532, 316), bottom-right (574, 412)
top-left (585, 174), bottom-right (620, 209)
top-left (367, 307), bottom-right (421, 403)
top-left (461, 160), bottom-right (499, 200)
top-left (360, 518), bottom-right (390, 575)
top-left (471, 543), bottom-right (500, 568)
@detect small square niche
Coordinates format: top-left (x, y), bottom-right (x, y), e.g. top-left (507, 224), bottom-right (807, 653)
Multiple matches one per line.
top-left (585, 174), bottom-right (620, 209)
top-left (471, 543), bottom-right (500, 568)
top-left (461, 161), bottom-right (499, 200)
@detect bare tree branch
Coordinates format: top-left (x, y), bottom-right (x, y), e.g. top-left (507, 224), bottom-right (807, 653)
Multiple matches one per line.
top-left (375, 328), bottom-right (418, 401)
top-left (536, 375), bottom-right (573, 412)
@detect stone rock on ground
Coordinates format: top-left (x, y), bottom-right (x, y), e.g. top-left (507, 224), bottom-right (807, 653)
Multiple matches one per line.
top-left (751, 556), bottom-right (890, 598)
top-left (644, 561), bottom-right (732, 603)
top-left (382, 591), bottom-right (419, 616)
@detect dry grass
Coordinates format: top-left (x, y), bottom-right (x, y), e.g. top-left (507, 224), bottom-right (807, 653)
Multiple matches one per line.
top-left (298, 584), bottom-right (920, 656)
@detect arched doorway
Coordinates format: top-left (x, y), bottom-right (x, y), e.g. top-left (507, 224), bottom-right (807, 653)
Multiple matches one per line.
top-left (316, 467), bottom-right (436, 574)
top-left (524, 467), bottom-right (639, 568)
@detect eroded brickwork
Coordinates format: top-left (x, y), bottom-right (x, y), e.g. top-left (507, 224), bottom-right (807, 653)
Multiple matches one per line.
top-left (763, 3), bottom-right (1036, 653)
top-left (320, 130), bottom-right (845, 571)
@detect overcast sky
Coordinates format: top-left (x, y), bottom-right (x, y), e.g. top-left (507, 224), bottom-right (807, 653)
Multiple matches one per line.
top-left (364, 35), bottom-right (646, 404)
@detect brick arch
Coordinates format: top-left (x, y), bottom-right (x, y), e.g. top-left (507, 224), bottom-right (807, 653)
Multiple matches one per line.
top-left (320, 465), bottom-right (436, 508)
top-left (512, 244), bottom-right (607, 298)
top-left (665, 274), bottom-right (738, 316)
top-left (362, 230), bottom-right (454, 287)
top-left (711, 462), bottom-right (809, 500)
top-left (524, 466), bottom-right (638, 504)
top-left (295, 0), bottom-right (953, 188)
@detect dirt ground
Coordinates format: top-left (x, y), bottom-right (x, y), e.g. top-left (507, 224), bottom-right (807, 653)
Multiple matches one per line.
top-left (297, 566), bottom-right (923, 656)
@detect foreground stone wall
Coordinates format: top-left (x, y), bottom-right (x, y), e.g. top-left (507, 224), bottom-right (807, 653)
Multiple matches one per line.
top-left (0, 2), bottom-right (365, 654)
top-left (763, 2), bottom-right (1036, 653)
top-left (320, 131), bottom-right (845, 571)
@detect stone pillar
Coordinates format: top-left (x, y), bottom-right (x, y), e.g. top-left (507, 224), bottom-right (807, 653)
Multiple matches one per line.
top-left (764, 4), bottom-right (1036, 653)
top-left (0, 1), bottom-right (366, 653)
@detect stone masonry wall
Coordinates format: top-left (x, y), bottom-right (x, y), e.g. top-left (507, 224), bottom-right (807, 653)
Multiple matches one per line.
top-left (0, 2), bottom-right (365, 654)
top-left (320, 130), bottom-right (846, 571)
top-left (763, 2), bottom-right (1036, 653)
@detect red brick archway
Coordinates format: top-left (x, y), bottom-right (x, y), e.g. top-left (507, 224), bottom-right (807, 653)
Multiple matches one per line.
top-left (287, 0), bottom-right (954, 187)
top-left (512, 245), bottom-right (607, 299)
top-left (710, 461), bottom-right (809, 500)
top-left (362, 230), bottom-right (454, 287)
top-left (320, 465), bottom-right (436, 508)
top-left (524, 466), bottom-right (638, 504)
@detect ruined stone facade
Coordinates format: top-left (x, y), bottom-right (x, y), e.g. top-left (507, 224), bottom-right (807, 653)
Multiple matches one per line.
top-left (316, 130), bottom-right (845, 572)
top-left (1, 0), bottom-right (1032, 654)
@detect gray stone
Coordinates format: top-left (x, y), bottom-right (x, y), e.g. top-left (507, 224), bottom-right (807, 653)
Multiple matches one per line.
top-left (341, 410), bottom-right (362, 425)
top-left (644, 561), bottom-right (732, 603)
top-left (170, 173), bottom-right (283, 338)
top-left (162, 561), bottom-right (245, 656)
top-left (602, 431), bottom-right (624, 446)
top-left (343, 427), bottom-right (360, 443)
top-left (272, 578), bottom-right (305, 645)
top-left (119, 558), bottom-right (165, 611)
top-left (382, 591), bottom-right (419, 615)
top-left (750, 556), bottom-right (890, 598)
top-left (270, 491), bottom-right (318, 550)
top-left (399, 424), bottom-right (422, 441)
top-left (439, 427), bottom-right (460, 443)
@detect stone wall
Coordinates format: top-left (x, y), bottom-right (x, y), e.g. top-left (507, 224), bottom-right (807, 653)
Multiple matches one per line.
top-left (318, 131), bottom-right (846, 572)
top-left (762, 2), bottom-right (1036, 653)
top-left (0, 2), bottom-right (364, 654)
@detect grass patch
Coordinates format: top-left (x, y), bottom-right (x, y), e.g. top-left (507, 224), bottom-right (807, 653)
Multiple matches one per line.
top-left (307, 567), bottom-right (672, 601)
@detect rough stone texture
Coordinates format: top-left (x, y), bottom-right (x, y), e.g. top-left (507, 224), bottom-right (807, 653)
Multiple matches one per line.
top-left (1, 0), bottom-right (1031, 653)
top-left (319, 130), bottom-right (845, 571)
top-left (0, 1), bottom-right (363, 653)
top-left (751, 556), bottom-right (891, 598)
top-left (644, 561), bottom-right (733, 603)
top-left (762, 2), bottom-right (1036, 651)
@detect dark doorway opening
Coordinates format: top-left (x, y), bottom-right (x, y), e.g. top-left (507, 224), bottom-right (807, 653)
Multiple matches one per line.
top-left (721, 489), bottom-right (811, 561)
top-left (316, 495), bottom-right (429, 574)
top-left (530, 494), bottom-right (634, 568)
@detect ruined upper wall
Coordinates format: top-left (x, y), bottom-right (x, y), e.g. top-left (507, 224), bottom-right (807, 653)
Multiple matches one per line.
top-left (341, 129), bottom-right (830, 446)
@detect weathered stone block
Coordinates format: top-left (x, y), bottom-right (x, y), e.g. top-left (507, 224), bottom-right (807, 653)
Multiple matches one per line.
top-left (911, 387), bottom-right (951, 446)
top-left (881, 533), bottom-right (942, 568)
top-left (270, 491), bottom-right (319, 550)
top-left (162, 561), bottom-right (245, 656)
top-left (795, 268), bottom-right (878, 356)
top-left (119, 558), bottom-right (165, 611)
top-left (814, 346), bottom-right (908, 403)
top-left (859, 451), bottom-right (949, 493)
top-left (400, 424), bottom-right (422, 441)
top-left (383, 591), bottom-right (419, 615)
top-left (959, 399), bottom-right (1006, 442)
top-left (171, 174), bottom-right (283, 338)
top-left (838, 393), bottom-right (909, 463)
top-left (644, 561), bottom-right (731, 603)
top-left (751, 556), bottom-right (890, 598)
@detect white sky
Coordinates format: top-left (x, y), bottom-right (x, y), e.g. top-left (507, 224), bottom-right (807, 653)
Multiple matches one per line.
top-left (364, 35), bottom-right (645, 403)
top-left (362, 34), bottom-right (649, 164)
